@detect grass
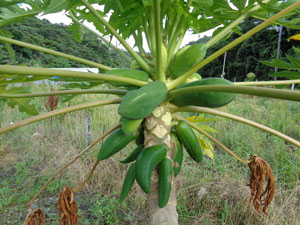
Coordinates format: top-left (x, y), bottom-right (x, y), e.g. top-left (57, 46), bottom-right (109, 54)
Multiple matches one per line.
top-left (0, 84), bottom-right (299, 224)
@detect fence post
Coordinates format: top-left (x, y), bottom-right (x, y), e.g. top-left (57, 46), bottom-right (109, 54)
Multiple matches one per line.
top-left (86, 116), bottom-right (90, 147)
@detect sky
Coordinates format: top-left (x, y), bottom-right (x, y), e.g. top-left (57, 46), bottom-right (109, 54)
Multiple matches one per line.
top-left (38, 11), bottom-right (214, 52)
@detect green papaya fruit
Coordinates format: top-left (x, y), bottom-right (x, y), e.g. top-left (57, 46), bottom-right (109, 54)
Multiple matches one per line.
top-left (171, 78), bottom-right (236, 108)
top-left (174, 120), bottom-right (203, 162)
top-left (119, 145), bottom-right (143, 164)
top-left (169, 43), bottom-right (206, 79)
top-left (130, 60), bottom-right (140, 69)
top-left (97, 128), bottom-right (137, 161)
top-left (119, 163), bottom-right (136, 202)
top-left (105, 68), bottom-right (148, 87)
top-left (158, 158), bottom-right (172, 208)
top-left (119, 81), bottom-right (168, 120)
top-left (136, 144), bottom-right (167, 194)
top-left (171, 132), bottom-right (183, 177)
top-left (121, 118), bottom-right (143, 135)
top-left (174, 45), bottom-right (191, 59)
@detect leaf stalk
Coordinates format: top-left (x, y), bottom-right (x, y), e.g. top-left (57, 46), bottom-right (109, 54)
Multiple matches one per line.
top-left (173, 106), bottom-right (300, 148)
top-left (0, 98), bottom-right (121, 134)
top-left (0, 36), bottom-right (112, 71)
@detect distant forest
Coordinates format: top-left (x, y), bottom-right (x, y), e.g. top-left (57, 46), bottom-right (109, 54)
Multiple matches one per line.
top-left (0, 17), bottom-right (299, 81)
top-left (0, 17), bottom-right (130, 70)
top-left (195, 18), bottom-right (300, 81)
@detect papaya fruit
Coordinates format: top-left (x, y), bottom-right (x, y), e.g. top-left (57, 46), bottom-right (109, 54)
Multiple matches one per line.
top-left (97, 128), bottom-right (137, 161)
top-left (174, 45), bottom-right (191, 59)
top-left (105, 68), bottom-right (148, 87)
top-left (119, 163), bottom-right (136, 202)
top-left (174, 120), bottom-right (203, 162)
top-left (169, 43), bottom-right (206, 79)
top-left (171, 132), bottom-right (183, 177)
top-left (119, 145), bottom-right (143, 164)
top-left (136, 144), bottom-right (167, 194)
top-left (158, 158), bottom-right (172, 208)
top-left (130, 60), bottom-right (140, 69)
top-left (121, 118), bottom-right (143, 135)
top-left (118, 81), bottom-right (168, 120)
top-left (171, 78), bottom-right (236, 108)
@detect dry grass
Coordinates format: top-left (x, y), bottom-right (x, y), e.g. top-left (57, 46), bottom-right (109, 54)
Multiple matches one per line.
top-left (176, 174), bottom-right (300, 225)
top-left (0, 95), bottom-right (299, 224)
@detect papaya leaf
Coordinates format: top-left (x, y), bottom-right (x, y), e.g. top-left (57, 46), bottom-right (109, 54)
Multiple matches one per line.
top-left (198, 125), bottom-right (218, 133)
top-left (0, 4), bottom-right (43, 26)
top-left (271, 71), bottom-right (300, 79)
top-left (186, 115), bottom-right (218, 123)
top-left (294, 47), bottom-right (300, 57)
top-left (142, 0), bottom-right (153, 7)
top-left (203, 147), bottom-right (214, 160)
top-left (192, 0), bottom-right (214, 8)
top-left (67, 21), bottom-right (83, 43)
top-left (0, 86), bottom-right (38, 116)
top-left (186, 115), bottom-right (205, 123)
top-left (197, 135), bottom-right (215, 160)
top-left (0, 28), bottom-right (15, 62)
top-left (259, 59), bottom-right (298, 70)
top-left (43, 0), bottom-right (80, 14)
top-left (261, 46), bottom-right (300, 80)
top-left (0, 1), bottom-right (24, 8)
top-left (230, 0), bottom-right (247, 10)
top-left (286, 55), bottom-right (300, 68)
top-left (72, 8), bottom-right (105, 34)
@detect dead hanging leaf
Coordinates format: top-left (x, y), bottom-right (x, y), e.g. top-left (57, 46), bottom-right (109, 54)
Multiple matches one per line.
top-left (248, 155), bottom-right (275, 214)
top-left (23, 208), bottom-right (45, 225)
top-left (44, 86), bottom-right (59, 112)
top-left (58, 186), bottom-right (78, 225)
top-left (287, 33), bottom-right (300, 41)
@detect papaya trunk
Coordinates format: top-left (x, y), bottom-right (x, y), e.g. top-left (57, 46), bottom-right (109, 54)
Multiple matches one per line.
top-left (144, 105), bottom-right (179, 225)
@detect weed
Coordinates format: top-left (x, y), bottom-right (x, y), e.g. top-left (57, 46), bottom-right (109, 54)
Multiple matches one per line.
top-left (0, 92), bottom-right (299, 224)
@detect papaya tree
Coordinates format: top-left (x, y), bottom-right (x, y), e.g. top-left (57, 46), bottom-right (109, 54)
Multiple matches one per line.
top-left (1, 0), bottom-right (300, 224)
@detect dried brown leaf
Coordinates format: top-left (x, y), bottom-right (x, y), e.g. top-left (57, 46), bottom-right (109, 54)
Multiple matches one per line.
top-left (23, 208), bottom-right (45, 225)
top-left (248, 155), bottom-right (275, 214)
top-left (44, 86), bottom-right (59, 112)
top-left (58, 186), bottom-right (78, 225)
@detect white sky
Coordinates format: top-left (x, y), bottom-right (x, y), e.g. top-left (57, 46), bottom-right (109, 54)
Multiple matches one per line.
top-left (38, 11), bottom-right (213, 52)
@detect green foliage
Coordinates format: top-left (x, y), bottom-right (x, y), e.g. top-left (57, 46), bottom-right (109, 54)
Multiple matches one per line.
top-left (196, 18), bottom-right (300, 81)
top-left (260, 46), bottom-right (300, 79)
top-left (0, 85), bottom-right (38, 115)
top-left (0, 1), bottom-right (45, 26)
top-left (0, 17), bottom-right (129, 68)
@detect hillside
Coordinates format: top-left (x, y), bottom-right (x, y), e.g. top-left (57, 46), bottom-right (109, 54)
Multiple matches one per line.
top-left (0, 17), bottom-right (130, 69)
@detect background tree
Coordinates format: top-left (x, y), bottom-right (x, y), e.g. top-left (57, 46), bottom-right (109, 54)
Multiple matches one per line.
top-left (195, 17), bottom-right (300, 81)
top-left (0, 17), bottom-right (129, 68)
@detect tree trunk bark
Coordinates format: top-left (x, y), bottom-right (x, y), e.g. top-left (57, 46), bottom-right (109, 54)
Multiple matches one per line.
top-left (144, 105), bottom-right (179, 225)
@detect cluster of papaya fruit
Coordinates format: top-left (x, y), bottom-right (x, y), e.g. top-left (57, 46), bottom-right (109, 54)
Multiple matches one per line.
top-left (97, 114), bottom-right (204, 207)
top-left (97, 43), bottom-right (237, 207)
